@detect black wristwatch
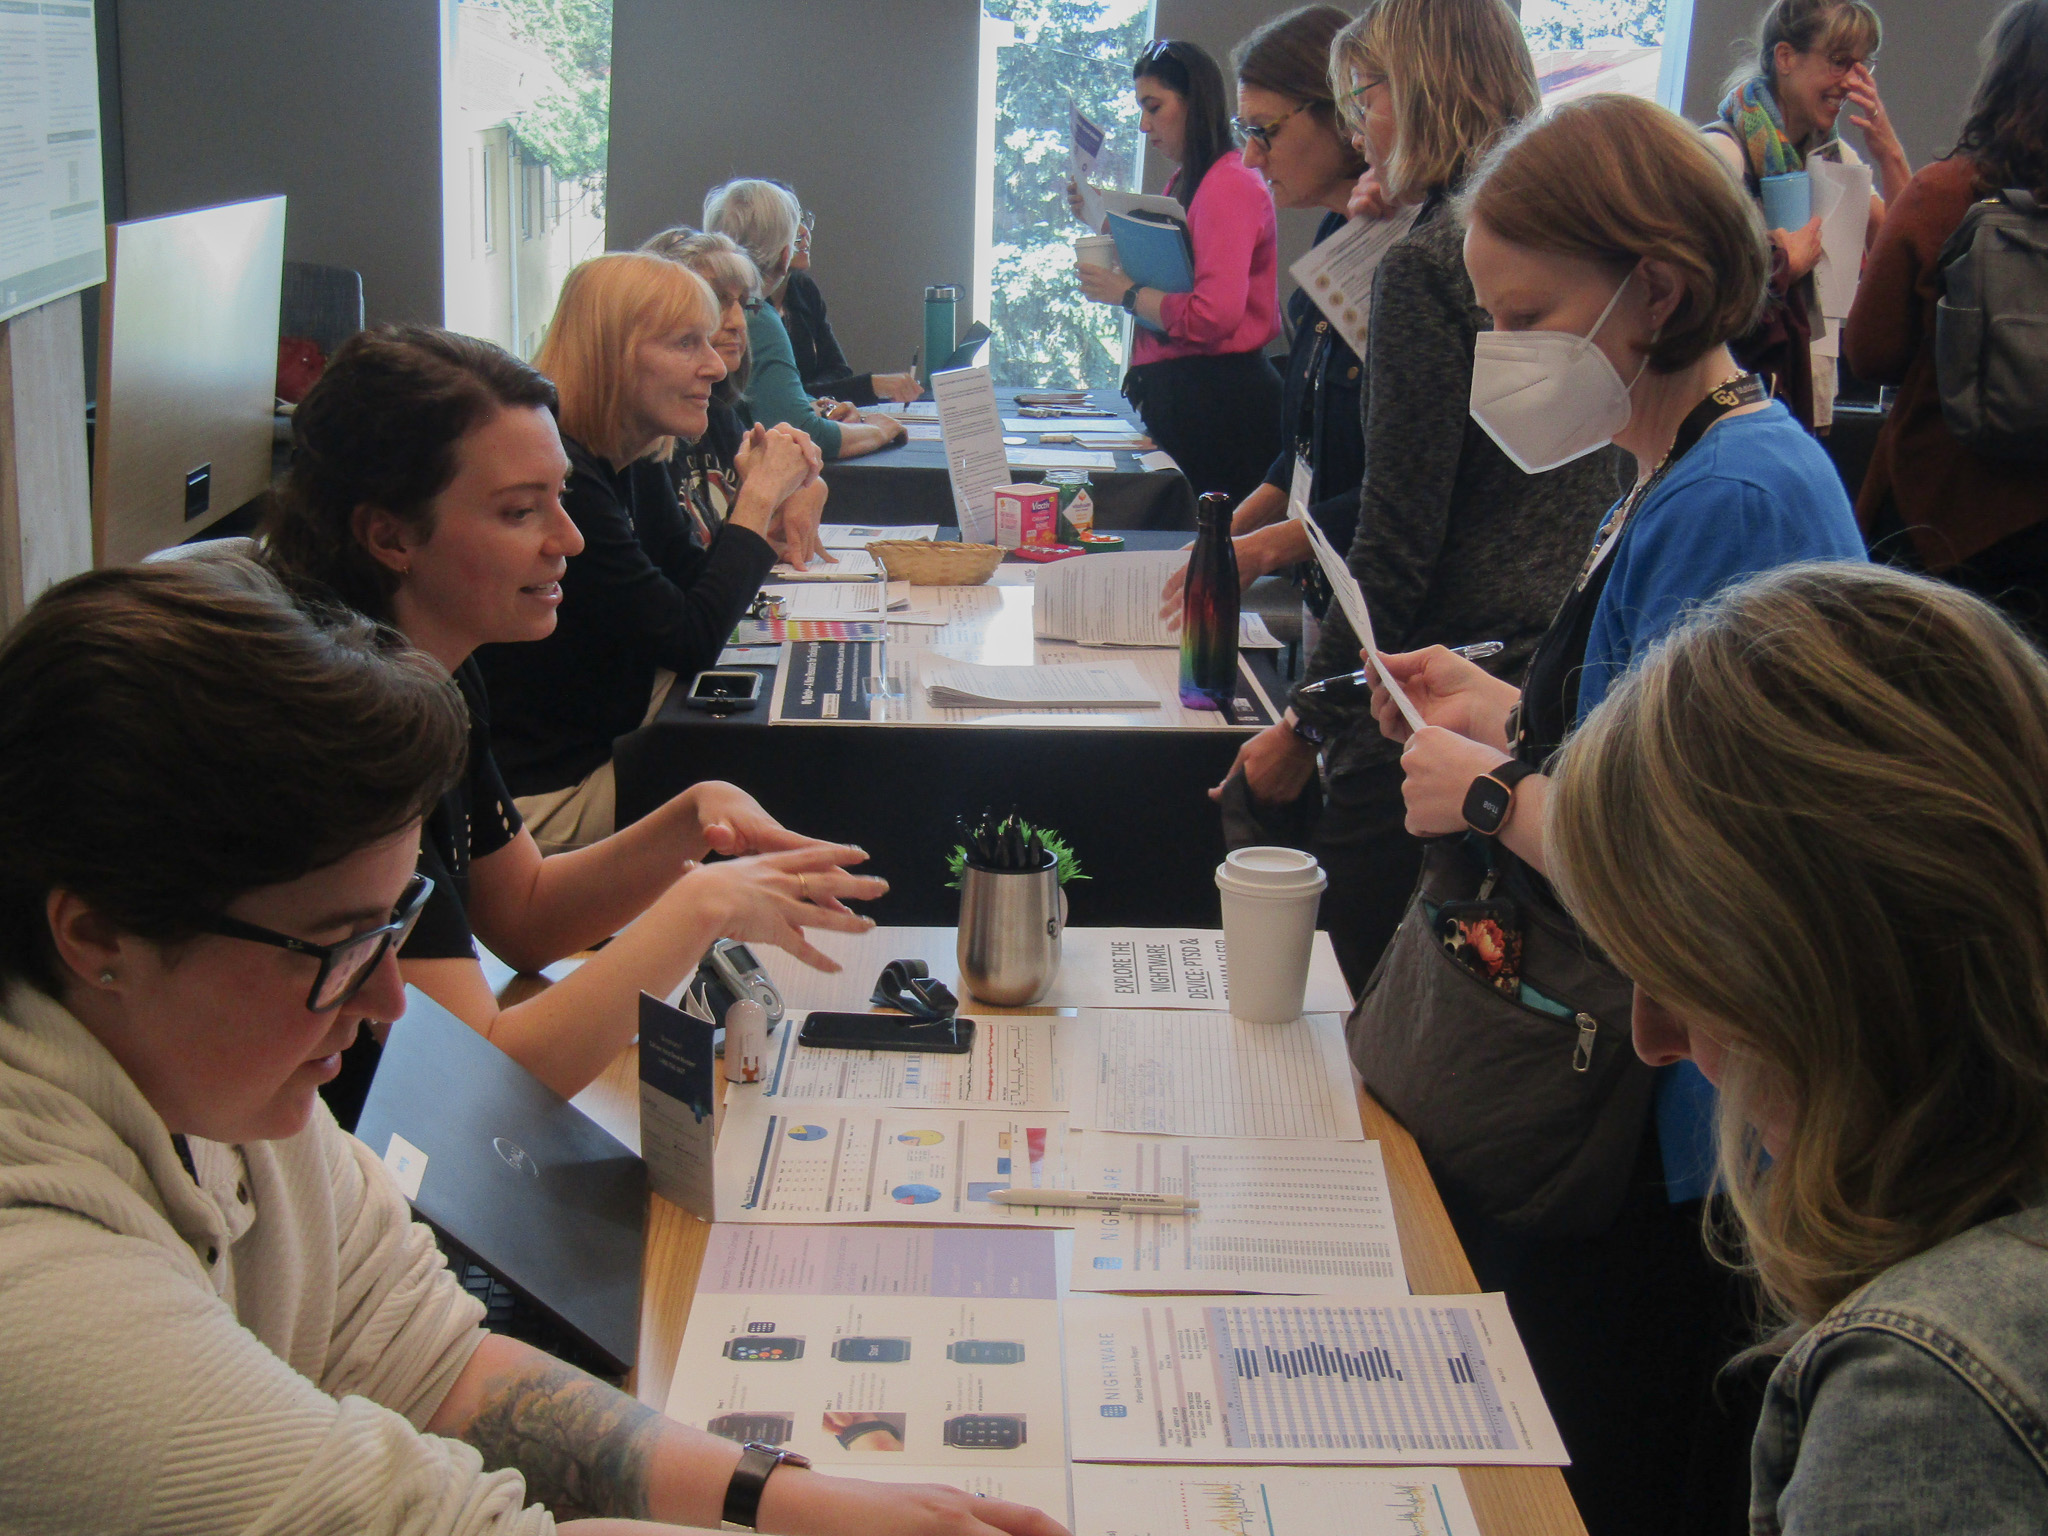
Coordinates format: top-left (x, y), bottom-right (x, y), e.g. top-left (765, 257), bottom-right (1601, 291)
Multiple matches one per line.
top-left (1121, 282), bottom-right (1142, 314)
top-left (1462, 759), bottom-right (1537, 837)
top-left (1288, 712), bottom-right (1326, 747)
top-left (722, 1441), bottom-right (812, 1531)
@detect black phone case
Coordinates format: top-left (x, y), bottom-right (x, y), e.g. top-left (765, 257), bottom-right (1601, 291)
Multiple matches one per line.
top-left (799, 1011), bottom-right (976, 1054)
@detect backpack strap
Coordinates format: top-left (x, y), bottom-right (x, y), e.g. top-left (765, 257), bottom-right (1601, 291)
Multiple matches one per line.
top-left (2005, 188), bottom-right (2041, 215)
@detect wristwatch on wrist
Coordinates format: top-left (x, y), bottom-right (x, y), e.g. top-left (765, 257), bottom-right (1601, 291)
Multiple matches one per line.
top-left (1287, 712), bottom-right (1326, 747)
top-left (1462, 759), bottom-right (1536, 837)
top-left (722, 1441), bottom-right (812, 1531)
top-left (1121, 283), bottom-right (1142, 315)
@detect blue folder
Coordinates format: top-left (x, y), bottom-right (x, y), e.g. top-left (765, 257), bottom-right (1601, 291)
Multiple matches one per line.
top-left (1106, 210), bottom-right (1194, 334)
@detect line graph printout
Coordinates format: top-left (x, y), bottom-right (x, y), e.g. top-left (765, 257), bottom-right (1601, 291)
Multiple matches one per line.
top-left (1063, 1295), bottom-right (1567, 1466)
top-left (1064, 1136), bottom-right (1405, 1296)
top-left (763, 1016), bottom-right (1070, 1111)
top-left (715, 1096), bottom-right (1073, 1226)
top-left (1069, 1465), bottom-right (1479, 1536)
top-left (1068, 1011), bottom-right (1363, 1140)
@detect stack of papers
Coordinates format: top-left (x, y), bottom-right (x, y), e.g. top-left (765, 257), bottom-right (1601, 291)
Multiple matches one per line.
top-left (924, 660), bottom-right (1159, 709)
top-left (771, 549), bottom-right (880, 581)
top-left (1034, 550), bottom-right (1279, 648)
top-left (822, 523), bottom-right (938, 546)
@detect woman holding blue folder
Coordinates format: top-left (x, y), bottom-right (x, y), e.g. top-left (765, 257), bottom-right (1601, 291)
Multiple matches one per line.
top-left (1074, 38), bottom-right (1283, 506)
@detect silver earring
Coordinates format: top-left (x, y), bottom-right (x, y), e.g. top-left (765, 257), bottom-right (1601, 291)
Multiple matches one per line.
top-left (97, 969), bottom-right (116, 985)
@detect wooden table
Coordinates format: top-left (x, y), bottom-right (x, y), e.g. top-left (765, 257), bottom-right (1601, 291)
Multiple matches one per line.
top-left (561, 929), bottom-right (1586, 1536)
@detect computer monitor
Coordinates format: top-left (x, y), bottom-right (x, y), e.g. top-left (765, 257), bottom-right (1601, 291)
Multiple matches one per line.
top-left (91, 195), bottom-right (285, 564)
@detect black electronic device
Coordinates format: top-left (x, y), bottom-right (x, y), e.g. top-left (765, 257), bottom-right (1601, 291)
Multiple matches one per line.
top-left (831, 1336), bottom-right (912, 1362)
top-left (943, 1413), bottom-right (1027, 1449)
top-left (799, 1010), bottom-right (975, 1055)
top-left (723, 1336), bottom-right (806, 1362)
top-left (685, 668), bottom-right (764, 714)
top-left (946, 1340), bottom-right (1026, 1364)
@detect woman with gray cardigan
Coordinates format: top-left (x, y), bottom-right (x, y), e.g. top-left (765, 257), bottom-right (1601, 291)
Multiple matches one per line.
top-left (1215, 0), bottom-right (1621, 989)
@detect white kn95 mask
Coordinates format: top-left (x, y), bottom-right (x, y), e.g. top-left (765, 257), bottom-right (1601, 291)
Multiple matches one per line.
top-left (1468, 269), bottom-right (1649, 474)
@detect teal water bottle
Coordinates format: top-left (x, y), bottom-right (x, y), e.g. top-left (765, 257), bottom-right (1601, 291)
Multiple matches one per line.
top-left (924, 286), bottom-right (959, 388)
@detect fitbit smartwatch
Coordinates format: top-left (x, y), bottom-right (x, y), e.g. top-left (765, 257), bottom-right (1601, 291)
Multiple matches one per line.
top-left (1461, 760), bottom-right (1536, 837)
top-left (721, 1441), bottom-right (812, 1531)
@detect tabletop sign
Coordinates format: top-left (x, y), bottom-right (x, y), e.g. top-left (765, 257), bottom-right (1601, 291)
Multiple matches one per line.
top-left (774, 639), bottom-right (883, 722)
top-left (638, 992), bottom-right (719, 1220)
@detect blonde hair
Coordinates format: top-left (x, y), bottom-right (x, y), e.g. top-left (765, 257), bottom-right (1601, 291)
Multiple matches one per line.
top-left (1549, 563), bottom-right (2048, 1333)
top-left (1330, 0), bottom-right (1537, 203)
top-left (533, 251), bottom-right (719, 465)
top-left (638, 227), bottom-right (761, 398)
top-left (1462, 95), bottom-right (1770, 373)
top-left (702, 178), bottom-right (800, 290)
top-left (1728, 0), bottom-right (1884, 97)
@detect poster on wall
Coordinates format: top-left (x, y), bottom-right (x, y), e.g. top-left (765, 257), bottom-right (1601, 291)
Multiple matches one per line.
top-left (0, 0), bottom-right (106, 324)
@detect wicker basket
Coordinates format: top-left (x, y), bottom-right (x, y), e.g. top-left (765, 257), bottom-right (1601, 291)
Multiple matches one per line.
top-left (865, 539), bottom-right (1004, 586)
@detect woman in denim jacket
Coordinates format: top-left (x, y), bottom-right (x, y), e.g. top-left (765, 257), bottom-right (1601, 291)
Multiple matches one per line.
top-left (1547, 561), bottom-right (2048, 1532)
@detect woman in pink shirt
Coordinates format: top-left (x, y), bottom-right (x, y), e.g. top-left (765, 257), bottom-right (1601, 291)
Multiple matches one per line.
top-left (1077, 39), bottom-right (1283, 506)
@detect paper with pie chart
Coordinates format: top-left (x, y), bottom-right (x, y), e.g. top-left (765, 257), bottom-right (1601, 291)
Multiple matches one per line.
top-left (667, 1225), bottom-right (1068, 1467)
top-left (715, 1093), bottom-right (1073, 1225)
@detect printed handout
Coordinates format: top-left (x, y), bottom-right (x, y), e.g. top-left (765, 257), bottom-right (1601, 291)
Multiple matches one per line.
top-left (763, 1015), bottom-right (1071, 1111)
top-left (932, 366), bottom-right (1011, 543)
top-left (1287, 206), bottom-right (1421, 360)
top-left (1069, 1465), bottom-right (1480, 1536)
top-left (714, 1094), bottom-right (1073, 1226)
top-left (1063, 1294), bottom-right (1569, 1466)
top-left (669, 1226), bottom-right (1068, 1467)
top-left (1063, 1134), bottom-right (1404, 1296)
top-left (1068, 1010), bottom-right (1364, 1141)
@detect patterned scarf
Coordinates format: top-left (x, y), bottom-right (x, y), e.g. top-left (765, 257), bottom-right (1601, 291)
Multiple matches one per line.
top-left (1715, 75), bottom-right (1837, 181)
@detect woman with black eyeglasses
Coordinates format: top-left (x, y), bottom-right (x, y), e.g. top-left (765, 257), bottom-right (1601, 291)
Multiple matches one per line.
top-left (0, 557), bottom-right (1071, 1535)
top-left (1071, 37), bottom-right (1284, 506)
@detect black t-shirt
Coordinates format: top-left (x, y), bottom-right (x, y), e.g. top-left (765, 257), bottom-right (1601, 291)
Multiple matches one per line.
top-left (474, 429), bottom-right (778, 798)
top-left (318, 659), bottom-right (522, 1131)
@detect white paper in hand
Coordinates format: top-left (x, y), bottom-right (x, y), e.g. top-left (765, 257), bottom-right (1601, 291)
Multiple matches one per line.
top-left (1288, 503), bottom-right (1424, 732)
top-left (1809, 157), bottom-right (1873, 321)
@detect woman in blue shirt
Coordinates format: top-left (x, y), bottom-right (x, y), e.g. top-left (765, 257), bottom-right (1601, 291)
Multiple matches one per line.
top-left (1367, 95), bottom-right (1862, 1530)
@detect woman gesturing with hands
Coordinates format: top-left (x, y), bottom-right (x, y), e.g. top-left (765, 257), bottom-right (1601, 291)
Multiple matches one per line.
top-left (265, 324), bottom-right (885, 1115)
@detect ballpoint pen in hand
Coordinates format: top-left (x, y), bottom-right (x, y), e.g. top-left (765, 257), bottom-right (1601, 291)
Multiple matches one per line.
top-left (1298, 641), bottom-right (1505, 699)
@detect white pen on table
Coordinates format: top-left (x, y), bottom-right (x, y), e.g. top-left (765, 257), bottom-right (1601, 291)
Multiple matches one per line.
top-left (987, 1188), bottom-right (1199, 1213)
top-left (1299, 640), bottom-right (1504, 699)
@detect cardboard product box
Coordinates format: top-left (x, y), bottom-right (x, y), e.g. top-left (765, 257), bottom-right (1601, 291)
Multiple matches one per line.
top-left (993, 483), bottom-right (1059, 550)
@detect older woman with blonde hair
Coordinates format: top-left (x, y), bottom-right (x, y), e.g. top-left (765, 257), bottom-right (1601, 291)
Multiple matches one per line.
top-left (1218, 0), bottom-right (1620, 993)
top-left (1361, 92), bottom-right (1863, 1531)
top-left (702, 179), bottom-right (907, 458)
top-left (639, 227), bottom-right (763, 537)
top-left (474, 251), bottom-right (825, 853)
top-left (1550, 560), bottom-right (2048, 1530)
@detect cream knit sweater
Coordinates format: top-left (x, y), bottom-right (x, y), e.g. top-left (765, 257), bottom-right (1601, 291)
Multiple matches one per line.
top-left (0, 981), bottom-right (554, 1534)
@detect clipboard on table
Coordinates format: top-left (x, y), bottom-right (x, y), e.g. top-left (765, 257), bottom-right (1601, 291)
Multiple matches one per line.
top-left (1106, 210), bottom-right (1194, 332)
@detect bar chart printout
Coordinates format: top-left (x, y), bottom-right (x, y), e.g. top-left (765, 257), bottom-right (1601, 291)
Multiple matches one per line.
top-left (1068, 1465), bottom-right (1481, 1536)
top-left (1062, 1295), bottom-right (1568, 1466)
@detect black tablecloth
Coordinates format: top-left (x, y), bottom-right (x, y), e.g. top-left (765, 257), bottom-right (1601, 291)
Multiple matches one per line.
top-left (820, 386), bottom-right (1197, 533)
top-left (615, 535), bottom-right (1306, 928)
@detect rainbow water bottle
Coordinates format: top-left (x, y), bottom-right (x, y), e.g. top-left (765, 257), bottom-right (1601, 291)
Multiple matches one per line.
top-left (1179, 491), bottom-right (1240, 711)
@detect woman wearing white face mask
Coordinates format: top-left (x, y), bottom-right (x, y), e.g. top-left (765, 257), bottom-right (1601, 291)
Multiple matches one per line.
top-left (1358, 94), bottom-right (1864, 1532)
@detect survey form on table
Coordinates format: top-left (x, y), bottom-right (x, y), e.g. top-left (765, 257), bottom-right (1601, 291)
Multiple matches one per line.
top-left (762, 1015), bottom-right (1071, 1111)
top-left (1068, 1010), bottom-right (1364, 1140)
top-left (1063, 1294), bottom-right (1568, 1466)
top-left (1068, 1465), bottom-right (1481, 1536)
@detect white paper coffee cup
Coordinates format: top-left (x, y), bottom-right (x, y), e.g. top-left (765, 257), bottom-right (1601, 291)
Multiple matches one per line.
top-left (1075, 233), bottom-right (1120, 271)
top-left (1216, 847), bottom-right (1327, 1024)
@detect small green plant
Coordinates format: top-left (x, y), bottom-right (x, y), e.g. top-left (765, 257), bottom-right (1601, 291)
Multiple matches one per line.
top-left (947, 811), bottom-right (1088, 888)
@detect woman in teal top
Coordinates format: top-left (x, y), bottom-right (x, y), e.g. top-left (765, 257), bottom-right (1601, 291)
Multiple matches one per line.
top-left (705, 179), bottom-right (907, 461)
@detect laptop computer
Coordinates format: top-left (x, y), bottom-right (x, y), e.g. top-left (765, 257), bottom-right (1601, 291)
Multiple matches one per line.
top-left (356, 986), bottom-right (645, 1376)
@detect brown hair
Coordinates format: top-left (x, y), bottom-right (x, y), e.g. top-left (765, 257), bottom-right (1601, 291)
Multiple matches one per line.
top-left (1953, 0), bottom-right (2048, 201)
top-left (0, 556), bottom-right (467, 993)
top-left (1233, 6), bottom-right (1366, 177)
top-left (638, 226), bottom-right (761, 400)
top-left (263, 324), bottom-right (557, 621)
top-left (1331, 0), bottom-right (1536, 203)
top-left (1549, 563), bottom-right (2048, 1331)
top-left (1729, 0), bottom-right (1883, 96)
top-left (534, 251), bottom-right (721, 466)
top-left (1463, 95), bottom-right (1770, 373)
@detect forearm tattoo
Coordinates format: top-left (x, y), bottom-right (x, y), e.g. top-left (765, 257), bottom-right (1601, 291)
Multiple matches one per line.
top-left (460, 1356), bottom-right (663, 1520)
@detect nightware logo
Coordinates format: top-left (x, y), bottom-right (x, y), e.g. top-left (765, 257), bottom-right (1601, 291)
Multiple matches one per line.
top-left (493, 1136), bottom-right (540, 1178)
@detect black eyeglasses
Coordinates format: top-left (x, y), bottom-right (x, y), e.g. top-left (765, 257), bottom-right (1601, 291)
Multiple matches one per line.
top-left (201, 873), bottom-right (435, 1011)
top-left (1232, 101), bottom-right (1307, 150)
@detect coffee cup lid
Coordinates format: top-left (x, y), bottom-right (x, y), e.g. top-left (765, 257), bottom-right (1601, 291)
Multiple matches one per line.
top-left (1215, 846), bottom-right (1326, 894)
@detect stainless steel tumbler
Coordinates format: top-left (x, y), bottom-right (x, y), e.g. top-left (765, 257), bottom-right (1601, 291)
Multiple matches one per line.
top-left (956, 858), bottom-right (1065, 1006)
